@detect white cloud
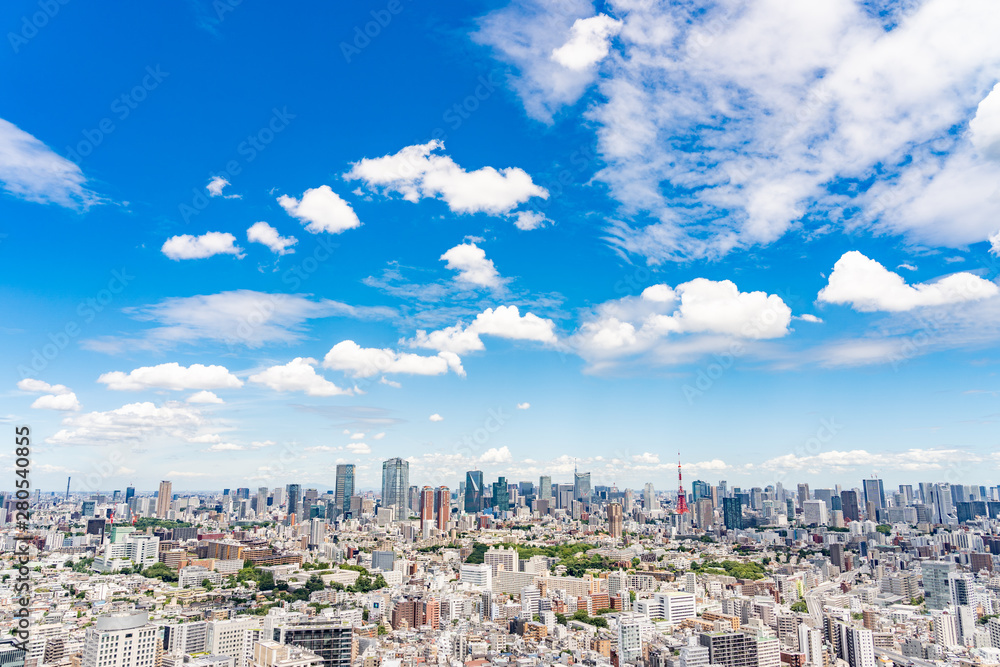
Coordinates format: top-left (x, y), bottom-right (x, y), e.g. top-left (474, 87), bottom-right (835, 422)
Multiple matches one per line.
top-left (411, 305), bottom-right (558, 355)
top-left (481, 0), bottom-right (1000, 259)
top-left (509, 210), bottom-right (549, 230)
top-left (167, 470), bottom-right (212, 478)
top-left (440, 242), bottom-right (503, 288)
top-left (83, 290), bottom-right (395, 351)
top-left (162, 232), bottom-right (244, 260)
top-left (247, 221), bottom-right (297, 255)
top-left (970, 82), bottom-right (1000, 161)
top-left (0, 118), bottom-right (97, 208)
top-left (632, 452), bottom-right (659, 464)
top-left (187, 390), bottom-right (224, 404)
top-left (516, 402), bottom-right (530, 410)
top-left (479, 446), bottom-right (512, 464)
top-left (991, 231), bottom-right (1000, 256)
top-left (248, 357), bottom-right (352, 397)
top-left (99, 362), bottom-right (243, 391)
top-left (372, 432), bottom-right (386, 440)
top-left (277, 185), bottom-right (361, 234)
top-left (323, 340), bottom-right (465, 378)
top-left (206, 176), bottom-right (240, 199)
top-left (797, 314), bottom-right (823, 324)
top-left (572, 277), bottom-right (792, 367)
top-left (207, 442), bottom-right (244, 452)
top-left (551, 14), bottom-right (622, 71)
top-left (17, 378), bottom-right (72, 395)
top-left (346, 442), bottom-right (371, 454)
top-left (349, 432), bottom-right (365, 440)
top-left (17, 379), bottom-right (80, 411)
top-left (818, 251), bottom-right (998, 312)
top-left (31, 392), bottom-right (81, 411)
top-left (429, 413), bottom-right (444, 422)
top-left (897, 263), bottom-right (918, 271)
top-left (345, 140), bottom-right (548, 216)
top-left (48, 401), bottom-right (209, 446)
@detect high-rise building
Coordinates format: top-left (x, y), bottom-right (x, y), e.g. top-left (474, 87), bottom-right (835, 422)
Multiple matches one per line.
top-left (608, 502), bottom-right (624, 539)
top-left (435, 486), bottom-right (449, 532)
top-left (286, 484), bottom-right (301, 518)
top-left (838, 624), bottom-right (876, 667)
top-left (381, 458), bottom-right (409, 518)
top-left (923, 561), bottom-right (957, 610)
top-left (538, 476), bottom-right (552, 501)
top-left (419, 486), bottom-right (435, 529)
top-left (334, 464), bottom-right (355, 519)
top-left (465, 470), bottom-right (484, 514)
top-left (692, 480), bottom-right (711, 503)
top-left (840, 490), bottom-right (860, 522)
top-left (574, 471), bottom-right (591, 502)
top-left (256, 487), bottom-right (268, 516)
top-left (723, 497), bottom-right (743, 531)
top-left (156, 481), bottom-right (172, 519)
top-left (796, 484), bottom-right (810, 507)
top-left (644, 483), bottom-right (657, 511)
top-left (863, 478), bottom-right (886, 512)
top-left (802, 500), bottom-right (828, 526)
top-left (82, 613), bottom-right (161, 667)
top-left (124, 486), bottom-right (135, 503)
top-left (698, 631), bottom-right (753, 667)
top-left (493, 477), bottom-right (510, 512)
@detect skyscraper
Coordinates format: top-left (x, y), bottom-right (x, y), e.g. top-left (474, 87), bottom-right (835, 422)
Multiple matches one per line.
top-left (435, 486), bottom-right (449, 532)
top-left (644, 483), bottom-right (657, 511)
top-left (493, 476), bottom-right (509, 512)
top-left (286, 484), bottom-right (301, 519)
top-left (722, 496), bottom-right (743, 530)
top-left (863, 477), bottom-right (886, 511)
top-left (538, 475), bottom-right (552, 501)
top-left (465, 470), bottom-right (484, 513)
top-left (381, 457), bottom-right (409, 517)
top-left (573, 471), bottom-right (591, 502)
top-left (334, 464), bottom-right (355, 519)
top-left (124, 486), bottom-right (135, 503)
top-left (841, 490), bottom-right (860, 522)
top-left (156, 480), bottom-right (172, 519)
top-left (608, 502), bottom-right (624, 539)
top-left (797, 483), bottom-right (810, 507)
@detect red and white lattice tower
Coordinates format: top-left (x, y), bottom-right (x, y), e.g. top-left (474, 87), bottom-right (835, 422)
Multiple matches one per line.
top-left (675, 452), bottom-right (689, 514)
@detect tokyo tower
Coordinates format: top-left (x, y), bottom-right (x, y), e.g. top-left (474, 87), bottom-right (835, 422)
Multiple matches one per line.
top-left (675, 452), bottom-right (689, 514)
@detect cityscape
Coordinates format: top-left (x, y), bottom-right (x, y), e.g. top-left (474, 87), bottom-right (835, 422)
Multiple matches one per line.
top-left (5, 1), bottom-right (1000, 667)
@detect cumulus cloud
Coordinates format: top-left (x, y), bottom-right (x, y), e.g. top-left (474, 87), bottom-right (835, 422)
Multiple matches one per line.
top-left (797, 314), bottom-right (823, 323)
top-left (31, 393), bottom-right (82, 411)
top-left (186, 390), bottom-right (224, 404)
top-left (98, 362), bottom-right (243, 391)
top-left (247, 221), bottom-right (297, 255)
top-left (551, 14), bottom-right (622, 71)
top-left (162, 232), bottom-right (244, 260)
top-left (277, 185), bottom-right (361, 234)
top-left (411, 305), bottom-right (558, 355)
top-left (480, 446), bottom-right (512, 464)
top-left (83, 290), bottom-right (395, 352)
top-left (509, 210), bottom-right (550, 231)
top-left (573, 278), bottom-right (791, 367)
top-left (248, 357), bottom-right (352, 397)
top-left (0, 117), bottom-right (98, 208)
top-left (517, 402), bottom-right (530, 410)
top-left (440, 242), bottom-right (503, 288)
top-left (818, 251), bottom-right (998, 312)
top-left (206, 176), bottom-right (240, 199)
top-left (323, 340), bottom-right (465, 378)
top-left (17, 379), bottom-right (80, 411)
top-left (970, 82), bottom-right (1000, 161)
top-left (429, 413), bottom-right (444, 422)
top-left (346, 442), bottom-right (371, 454)
top-left (345, 140), bottom-right (547, 217)
top-left (47, 401), bottom-right (210, 445)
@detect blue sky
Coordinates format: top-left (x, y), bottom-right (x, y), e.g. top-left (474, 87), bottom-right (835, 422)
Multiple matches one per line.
top-left (4, 0), bottom-right (1000, 494)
